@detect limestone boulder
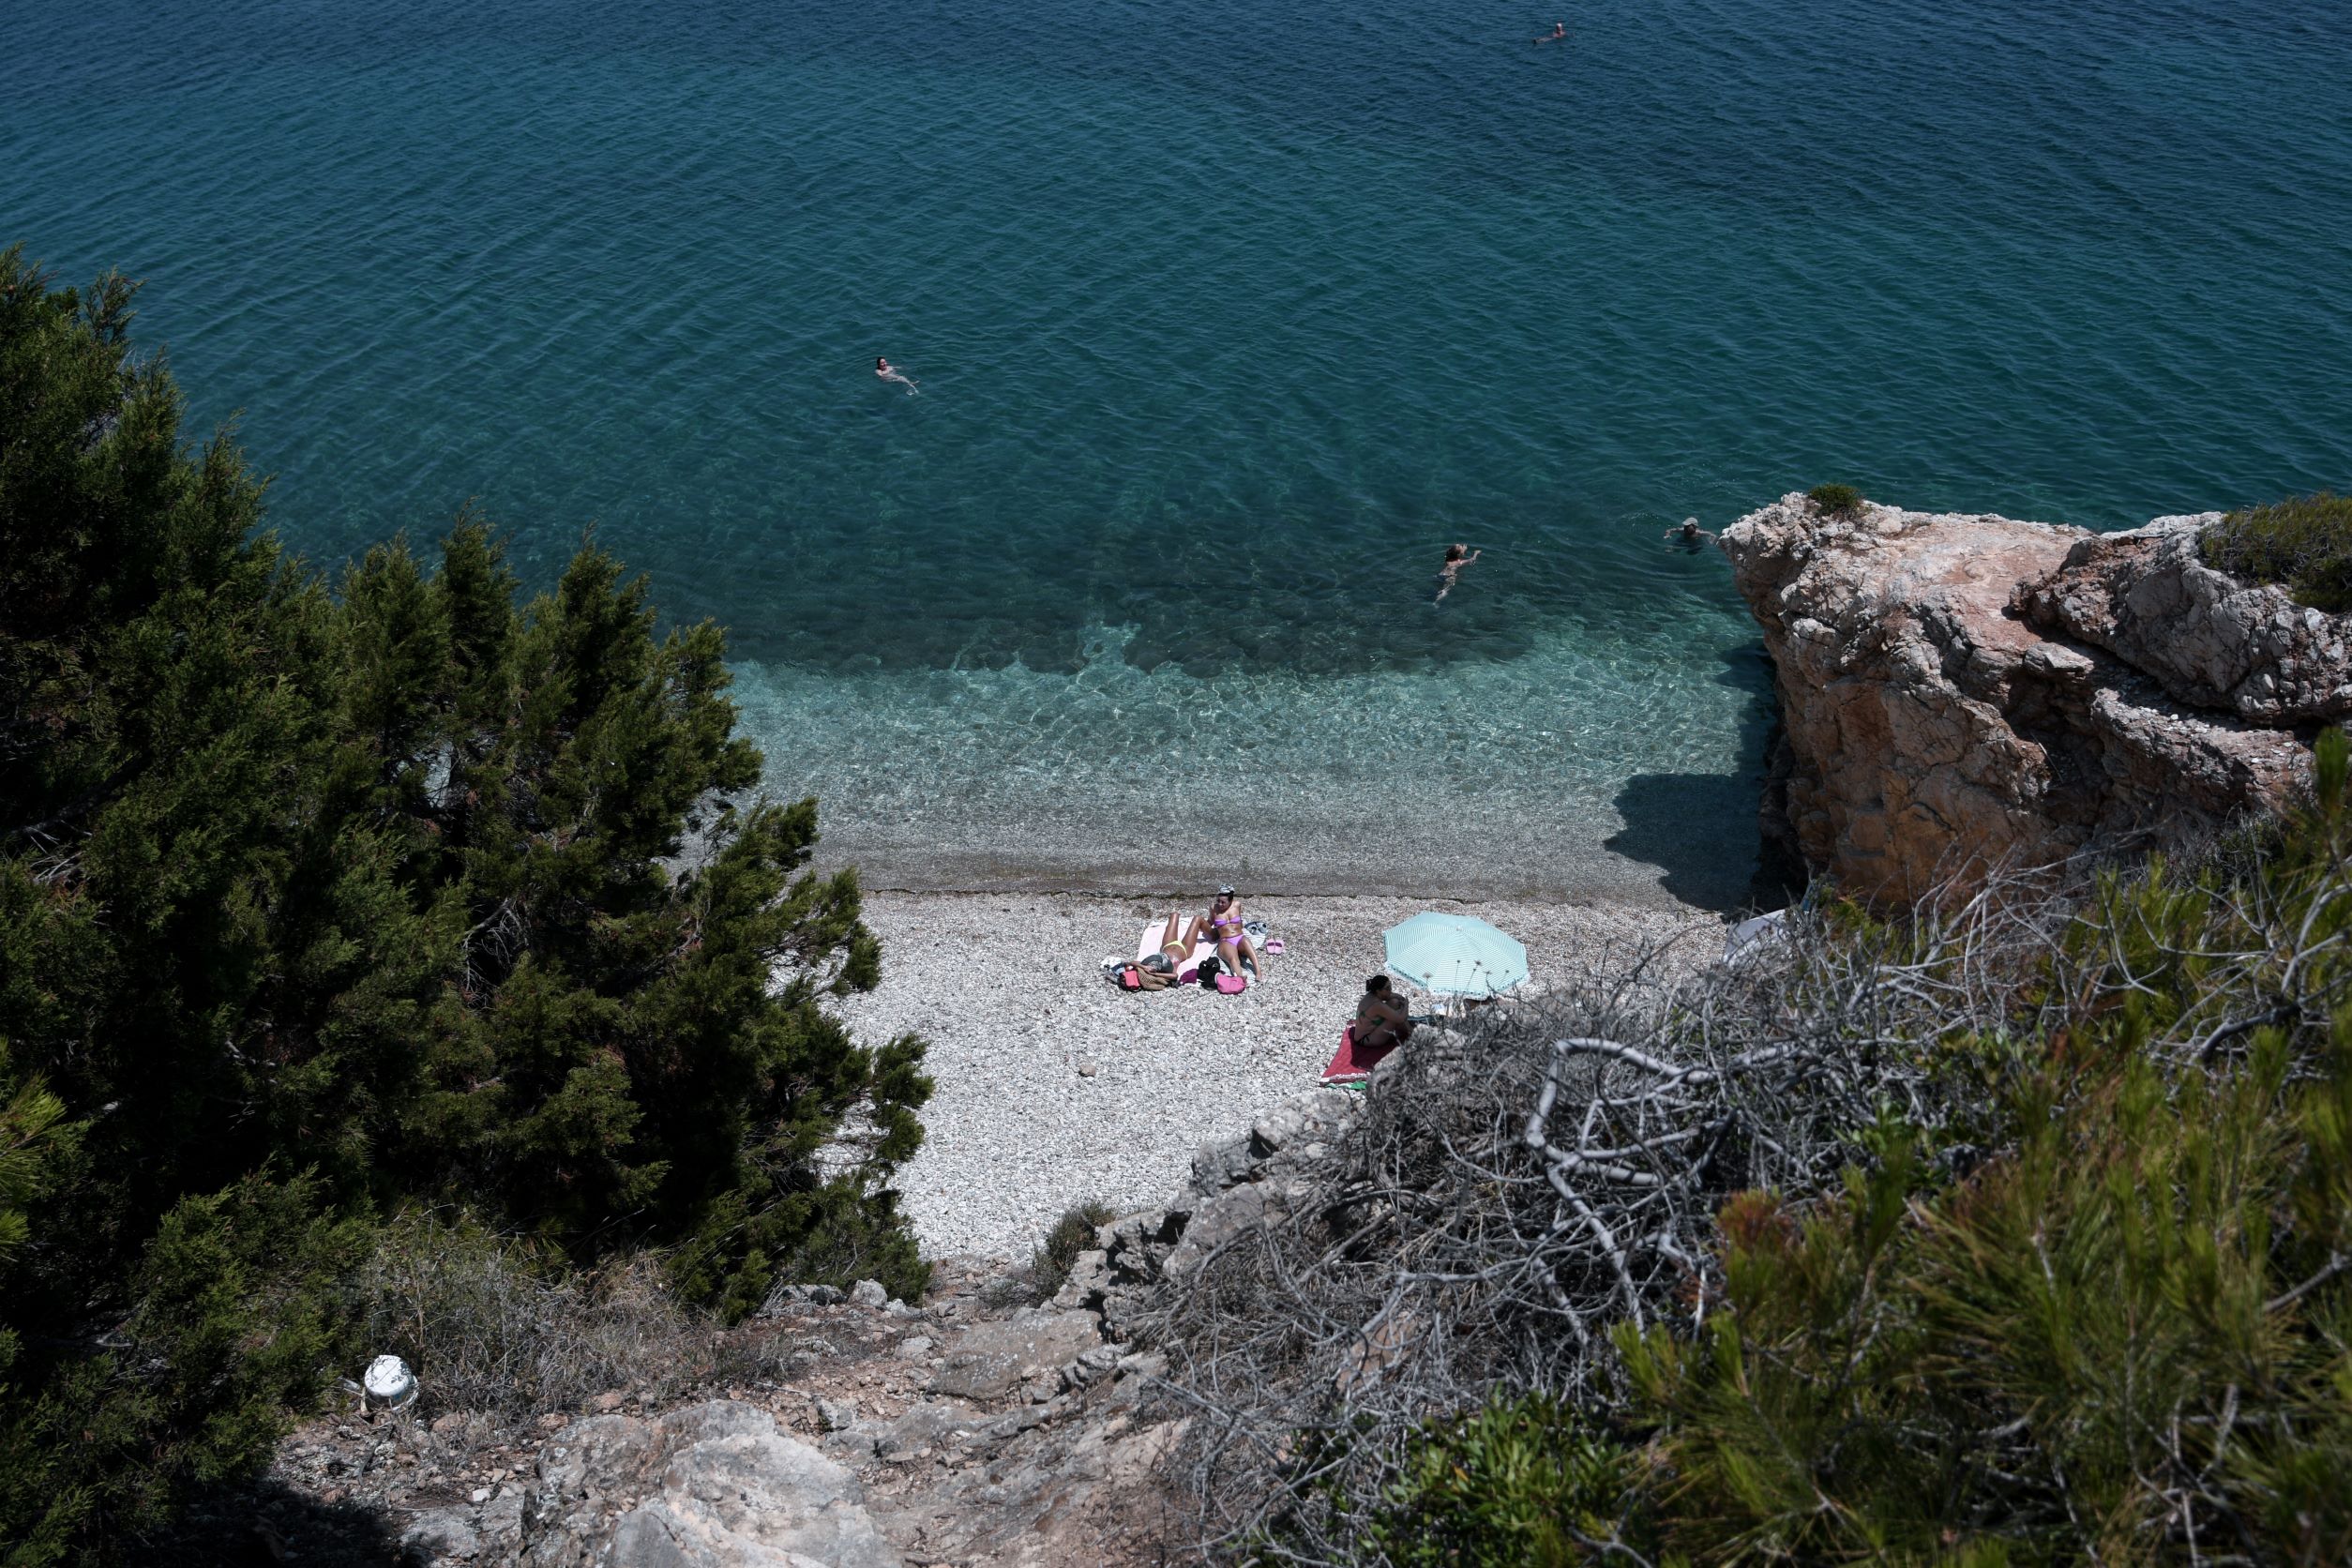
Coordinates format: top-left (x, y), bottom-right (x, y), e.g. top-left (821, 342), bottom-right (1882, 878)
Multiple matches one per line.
top-left (520, 1400), bottom-right (900, 1568)
top-left (2016, 514), bottom-right (2352, 723)
top-left (607, 1431), bottom-right (901, 1568)
top-left (1721, 494), bottom-right (2312, 907)
top-left (1248, 1090), bottom-right (1358, 1161)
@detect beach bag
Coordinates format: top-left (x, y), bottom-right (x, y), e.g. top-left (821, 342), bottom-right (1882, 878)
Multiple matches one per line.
top-left (1214, 972), bottom-right (1246, 995)
top-left (1197, 955), bottom-right (1223, 987)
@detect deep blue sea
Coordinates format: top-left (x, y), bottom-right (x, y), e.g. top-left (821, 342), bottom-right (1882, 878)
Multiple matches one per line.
top-left (5, 0), bottom-right (2347, 905)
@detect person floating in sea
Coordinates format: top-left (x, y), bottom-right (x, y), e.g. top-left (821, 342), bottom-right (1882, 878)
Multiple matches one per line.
top-left (1532, 21), bottom-right (1567, 44)
top-left (875, 356), bottom-right (919, 396)
top-left (1434, 542), bottom-right (1483, 603)
top-left (1663, 518), bottom-right (1715, 550)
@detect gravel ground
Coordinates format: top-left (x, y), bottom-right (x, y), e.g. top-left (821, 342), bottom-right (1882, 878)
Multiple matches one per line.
top-left (831, 892), bottom-right (1722, 1259)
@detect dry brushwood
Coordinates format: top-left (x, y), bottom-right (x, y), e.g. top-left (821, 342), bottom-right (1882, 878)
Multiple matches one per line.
top-left (1145, 873), bottom-right (2083, 1563)
top-left (354, 1214), bottom-right (782, 1432)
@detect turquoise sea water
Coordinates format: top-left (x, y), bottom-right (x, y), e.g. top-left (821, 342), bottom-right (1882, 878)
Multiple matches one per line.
top-left (6, 0), bottom-right (2348, 905)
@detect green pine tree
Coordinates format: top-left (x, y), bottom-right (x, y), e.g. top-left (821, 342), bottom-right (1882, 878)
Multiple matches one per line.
top-left (0, 246), bottom-right (929, 1561)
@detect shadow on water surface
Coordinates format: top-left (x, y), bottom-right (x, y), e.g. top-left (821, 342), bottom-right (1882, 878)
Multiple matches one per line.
top-left (1605, 642), bottom-right (1793, 913)
top-left (1607, 768), bottom-right (1764, 912)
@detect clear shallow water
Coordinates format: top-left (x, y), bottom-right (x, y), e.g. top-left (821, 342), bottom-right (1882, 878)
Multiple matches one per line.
top-left (6, 0), bottom-right (2347, 905)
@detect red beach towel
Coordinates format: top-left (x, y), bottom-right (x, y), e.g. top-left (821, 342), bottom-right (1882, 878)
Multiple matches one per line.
top-left (1319, 1024), bottom-right (1399, 1086)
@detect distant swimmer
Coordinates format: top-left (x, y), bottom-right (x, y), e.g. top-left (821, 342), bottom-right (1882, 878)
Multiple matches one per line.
top-left (1434, 542), bottom-right (1483, 604)
top-left (875, 356), bottom-right (919, 396)
top-left (1664, 518), bottom-right (1716, 550)
top-left (1532, 21), bottom-right (1567, 43)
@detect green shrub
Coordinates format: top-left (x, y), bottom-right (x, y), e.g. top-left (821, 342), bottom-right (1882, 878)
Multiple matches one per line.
top-left (1618, 736), bottom-right (2352, 1565)
top-left (1030, 1199), bottom-right (1116, 1303)
top-left (0, 247), bottom-right (932, 1557)
top-left (1364, 1394), bottom-right (1649, 1568)
top-left (1807, 482), bottom-right (1864, 516)
top-left (0, 1177), bottom-right (370, 1565)
top-left (2199, 492), bottom-right (2352, 611)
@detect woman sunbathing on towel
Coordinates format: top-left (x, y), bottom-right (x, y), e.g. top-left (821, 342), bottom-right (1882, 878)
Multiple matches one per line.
top-left (1153, 912), bottom-right (1205, 971)
top-left (1206, 885), bottom-right (1267, 980)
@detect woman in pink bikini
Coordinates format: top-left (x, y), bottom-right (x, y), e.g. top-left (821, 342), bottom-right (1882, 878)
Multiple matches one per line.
top-left (1206, 885), bottom-right (1267, 981)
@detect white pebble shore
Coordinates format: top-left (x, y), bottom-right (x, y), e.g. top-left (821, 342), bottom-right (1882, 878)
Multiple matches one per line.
top-left (831, 892), bottom-right (1721, 1260)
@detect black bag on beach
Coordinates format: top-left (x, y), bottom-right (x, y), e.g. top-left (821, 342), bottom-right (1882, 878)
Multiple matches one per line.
top-left (1197, 955), bottom-right (1222, 987)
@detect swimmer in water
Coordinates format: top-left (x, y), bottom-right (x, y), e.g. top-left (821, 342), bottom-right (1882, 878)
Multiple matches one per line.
top-left (1532, 21), bottom-right (1566, 43)
top-left (1434, 542), bottom-right (1483, 604)
top-left (875, 356), bottom-right (919, 396)
top-left (1663, 518), bottom-right (1716, 550)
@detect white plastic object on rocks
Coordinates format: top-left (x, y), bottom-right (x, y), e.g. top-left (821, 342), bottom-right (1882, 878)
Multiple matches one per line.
top-left (363, 1354), bottom-right (418, 1410)
top-left (1721, 908), bottom-right (1790, 969)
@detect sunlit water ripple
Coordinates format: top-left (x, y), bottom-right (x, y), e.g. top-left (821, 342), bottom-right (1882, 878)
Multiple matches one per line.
top-left (6, 0), bottom-right (2347, 906)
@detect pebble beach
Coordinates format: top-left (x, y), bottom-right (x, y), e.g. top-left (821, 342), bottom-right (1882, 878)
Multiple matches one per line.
top-left (833, 891), bottom-right (1721, 1260)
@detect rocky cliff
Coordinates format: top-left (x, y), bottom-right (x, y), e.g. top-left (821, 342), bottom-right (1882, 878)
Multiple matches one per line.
top-left (1722, 496), bottom-right (2322, 905)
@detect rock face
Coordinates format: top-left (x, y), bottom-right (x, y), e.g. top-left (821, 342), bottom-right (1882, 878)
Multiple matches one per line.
top-left (1722, 495), bottom-right (2317, 905)
top-left (2017, 514), bottom-right (2352, 723)
top-left (1050, 1088), bottom-right (1364, 1340)
top-left (522, 1401), bottom-right (902, 1568)
top-left (927, 1310), bottom-right (1105, 1401)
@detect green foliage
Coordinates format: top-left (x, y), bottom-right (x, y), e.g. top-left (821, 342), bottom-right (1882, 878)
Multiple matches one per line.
top-left (2200, 492), bottom-right (2352, 611)
top-left (1364, 1394), bottom-right (1649, 1568)
top-left (0, 1048), bottom-right (73, 1274)
top-left (1029, 1199), bottom-right (1116, 1304)
top-left (0, 1176), bottom-right (369, 1564)
top-left (1618, 755), bottom-right (2352, 1565)
top-left (1806, 482), bottom-right (1864, 516)
top-left (0, 248), bottom-right (930, 1557)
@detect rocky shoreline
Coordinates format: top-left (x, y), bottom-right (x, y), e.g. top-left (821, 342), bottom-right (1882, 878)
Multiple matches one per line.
top-left (159, 490), bottom-right (2352, 1567)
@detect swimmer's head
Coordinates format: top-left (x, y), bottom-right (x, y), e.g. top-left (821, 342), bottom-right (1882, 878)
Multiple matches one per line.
top-left (1446, 543), bottom-right (1467, 560)
top-left (876, 357), bottom-right (887, 369)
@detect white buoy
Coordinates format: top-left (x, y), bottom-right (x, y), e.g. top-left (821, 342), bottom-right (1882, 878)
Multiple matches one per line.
top-left (363, 1354), bottom-right (418, 1411)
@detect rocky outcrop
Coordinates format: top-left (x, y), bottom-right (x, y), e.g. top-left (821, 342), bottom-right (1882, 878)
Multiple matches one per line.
top-left (1049, 1088), bottom-right (1363, 1340)
top-left (522, 1401), bottom-right (901, 1567)
top-left (2017, 514), bottom-right (2352, 723)
top-left (287, 1087), bottom-right (1366, 1568)
top-left (926, 1311), bottom-right (1106, 1401)
top-left (1722, 495), bottom-right (2317, 906)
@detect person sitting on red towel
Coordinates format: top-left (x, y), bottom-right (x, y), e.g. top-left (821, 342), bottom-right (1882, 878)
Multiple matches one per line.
top-left (1353, 975), bottom-right (1414, 1051)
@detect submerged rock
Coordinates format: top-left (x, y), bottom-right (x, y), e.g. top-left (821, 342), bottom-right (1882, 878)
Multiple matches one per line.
top-left (1722, 493), bottom-right (2314, 906)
